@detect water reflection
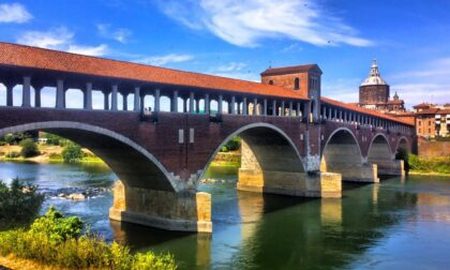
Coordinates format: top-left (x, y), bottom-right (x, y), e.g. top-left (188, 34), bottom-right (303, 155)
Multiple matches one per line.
top-left (1, 162), bottom-right (450, 269)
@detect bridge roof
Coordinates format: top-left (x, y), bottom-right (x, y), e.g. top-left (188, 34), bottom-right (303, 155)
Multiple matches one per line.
top-left (321, 97), bottom-right (415, 126)
top-left (0, 42), bottom-right (308, 100)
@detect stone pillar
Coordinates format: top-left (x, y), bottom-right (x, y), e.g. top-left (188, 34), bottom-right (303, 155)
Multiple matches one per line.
top-left (230, 96), bottom-right (236, 114)
top-left (6, 83), bottom-right (14, 106)
top-left (242, 97), bottom-right (248, 115)
top-left (252, 98), bottom-right (257, 115)
top-left (111, 84), bottom-right (118, 111)
top-left (134, 86), bottom-right (141, 112)
top-left (103, 91), bottom-right (110, 110)
top-left (172, 90), bottom-right (178, 112)
top-left (122, 93), bottom-right (128, 111)
top-left (84, 82), bottom-right (93, 110)
top-left (281, 101), bottom-right (285, 116)
top-left (22, 76), bottom-right (31, 107)
top-left (189, 92), bottom-right (194, 113)
top-left (289, 101), bottom-right (293, 117)
top-left (34, 86), bottom-right (42, 108)
top-left (237, 140), bottom-right (342, 198)
top-left (205, 94), bottom-right (210, 114)
top-left (56, 79), bottom-right (65, 109)
top-left (272, 100), bottom-right (277, 116)
top-left (372, 160), bottom-right (405, 177)
top-left (155, 89), bottom-right (161, 113)
top-left (263, 99), bottom-right (268, 116)
top-left (109, 181), bottom-right (212, 233)
top-left (218, 95), bottom-right (223, 114)
top-left (195, 98), bottom-right (200, 113)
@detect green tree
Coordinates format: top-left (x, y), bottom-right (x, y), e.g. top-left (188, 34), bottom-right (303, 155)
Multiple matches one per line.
top-left (0, 178), bottom-right (44, 228)
top-left (20, 138), bottom-right (40, 158)
top-left (62, 143), bottom-right (83, 163)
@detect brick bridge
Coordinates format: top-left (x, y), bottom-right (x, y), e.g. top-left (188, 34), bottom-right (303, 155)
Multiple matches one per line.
top-left (0, 43), bottom-right (416, 233)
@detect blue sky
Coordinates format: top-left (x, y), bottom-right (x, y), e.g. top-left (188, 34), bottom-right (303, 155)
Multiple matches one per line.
top-left (0, 0), bottom-right (450, 108)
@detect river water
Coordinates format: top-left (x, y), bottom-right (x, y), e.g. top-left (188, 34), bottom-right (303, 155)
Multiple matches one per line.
top-left (0, 161), bottom-right (450, 269)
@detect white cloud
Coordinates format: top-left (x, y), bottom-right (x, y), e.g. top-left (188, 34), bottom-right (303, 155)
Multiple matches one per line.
top-left (389, 57), bottom-right (450, 107)
top-left (134, 53), bottom-right (194, 66)
top-left (67, 44), bottom-right (108, 56)
top-left (0, 3), bottom-right (32, 23)
top-left (156, 0), bottom-right (372, 47)
top-left (16, 27), bottom-right (108, 56)
top-left (97, 24), bottom-right (132, 44)
top-left (207, 62), bottom-right (258, 81)
top-left (216, 62), bottom-right (246, 72)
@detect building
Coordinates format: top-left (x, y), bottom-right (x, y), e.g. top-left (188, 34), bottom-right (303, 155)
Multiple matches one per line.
top-left (260, 64), bottom-right (322, 120)
top-left (358, 60), bottom-right (405, 113)
top-left (413, 103), bottom-right (450, 138)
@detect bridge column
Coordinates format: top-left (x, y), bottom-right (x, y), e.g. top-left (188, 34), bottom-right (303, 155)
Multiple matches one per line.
top-left (84, 82), bottom-right (93, 110)
top-left (188, 92), bottom-right (194, 113)
top-left (237, 139), bottom-right (341, 198)
top-left (252, 98), bottom-right (257, 115)
top-left (289, 101), bottom-right (293, 117)
top-left (154, 89), bottom-right (161, 113)
top-left (34, 86), bottom-right (42, 108)
top-left (102, 90), bottom-right (109, 110)
top-left (263, 99), bottom-right (267, 116)
top-left (109, 181), bottom-right (212, 233)
top-left (5, 83), bottom-right (14, 106)
top-left (218, 94), bottom-right (223, 114)
top-left (242, 97), bottom-right (248, 115)
top-left (111, 84), bottom-right (118, 111)
top-left (134, 86), bottom-right (140, 112)
top-left (204, 94), bottom-right (210, 114)
top-left (22, 76), bottom-right (31, 107)
top-left (230, 96), bottom-right (236, 114)
top-left (171, 90), bottom-right (178, 112)
top-left (56, 79), bottom-right (65, 109)
top-left (122, 93), bottom-right (128, 111)
top-left (272, 100), bottom-right (276, 116)
top-left (281, 101), bottom-right (285, 116)
top-left (296, 102), bottom-right (301, 117)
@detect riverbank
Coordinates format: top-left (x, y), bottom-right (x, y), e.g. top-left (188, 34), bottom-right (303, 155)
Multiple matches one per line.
top-left (409, 154), bottom-right (450, 177)
top-left (0, 144), bottom-right (104, 164)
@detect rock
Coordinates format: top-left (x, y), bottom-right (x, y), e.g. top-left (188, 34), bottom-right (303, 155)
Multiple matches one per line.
top-left (67, 193), bottom-right (86, 201)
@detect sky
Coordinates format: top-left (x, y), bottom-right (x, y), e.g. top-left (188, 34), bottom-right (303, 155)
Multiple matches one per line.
top-left (0, 0), bottom-right (450, 109)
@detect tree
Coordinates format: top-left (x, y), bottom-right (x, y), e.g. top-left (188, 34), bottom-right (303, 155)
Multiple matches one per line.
top-left (62, 143), bottom-right (83, 163)
top-left (20, 138), bottom-right (40, 158)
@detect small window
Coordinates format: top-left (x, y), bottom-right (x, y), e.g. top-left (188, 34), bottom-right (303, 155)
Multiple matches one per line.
top-left (269, 80), bottom-right (274, 85)
top-left (294, 78), bottom-right (300, 90)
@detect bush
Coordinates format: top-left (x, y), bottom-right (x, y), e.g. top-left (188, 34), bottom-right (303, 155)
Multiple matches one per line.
top-left (62, 143), bottom-right (83, 163)
top-left (5, 151), bottom-right (20, 158)
top-left (0, 178), bottom-right (44, 229)
top-left (20, 139), bottom-right (40, 158)
top-left (43, 133), bottom-right (62, 146)
top-left (49, 152), bottom-right (62, 160)
top-left (220, 137), bottom-right (241, 152)
top-left (0, 208), bottom-right (177, 269)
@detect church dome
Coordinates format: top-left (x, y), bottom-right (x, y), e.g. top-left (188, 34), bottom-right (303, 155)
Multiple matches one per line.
top-left (360, 59), bottom-right (388, 86)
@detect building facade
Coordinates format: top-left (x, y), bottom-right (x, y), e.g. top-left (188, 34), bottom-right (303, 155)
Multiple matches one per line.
top-left (413, 103), bottom-right (450, 138)
top-left (358, 60), bottom-right (405, 113)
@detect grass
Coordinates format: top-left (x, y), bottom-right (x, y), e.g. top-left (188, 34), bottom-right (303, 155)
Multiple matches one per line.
top-left (409, 154), bottom-right (450, 176)
top-left (0, 209), bottom-right (177, 270)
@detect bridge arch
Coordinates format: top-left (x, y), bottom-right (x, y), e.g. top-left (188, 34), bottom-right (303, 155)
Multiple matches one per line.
top-left (368, 133), bottom-right (394, 162)
top-left (321, 127), bottom-right (367, 181)
top-left (396, 136), bottom-right (410, 154)
top-left (199, 122), bottom-right (305, 184)
top-left (0, 121), bottom-right (179, 192)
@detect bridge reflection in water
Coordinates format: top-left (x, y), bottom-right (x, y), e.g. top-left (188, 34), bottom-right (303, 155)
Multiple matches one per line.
top-left (109, 178), bottom-right (420, 270)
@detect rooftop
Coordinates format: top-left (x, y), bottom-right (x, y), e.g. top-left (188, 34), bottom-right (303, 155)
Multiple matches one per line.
top-left (0, 42), bottom-right (308, 100)
top-left (261, 64), bottom-right (322, 76)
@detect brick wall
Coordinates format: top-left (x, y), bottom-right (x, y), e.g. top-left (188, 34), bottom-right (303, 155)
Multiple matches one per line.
top-left (418, 139), bottom-right (450, 158)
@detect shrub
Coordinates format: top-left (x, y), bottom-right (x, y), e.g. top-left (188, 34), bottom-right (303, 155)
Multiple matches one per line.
top-left (20, 139), bottom-right (40, 158)
top-left (43, 133), bottom-right (62, 146)
top-left (220, 137), bottom-right (241, 152)
top-left (0, 208), bottom-right (177, 269)
top-left (0, 178), bottom-right (44, 229)
top-left (62, 143), bottom-right (83, 163)
top-left (5, 151), bottom-right (20, 158)
top-left (49, 152), bottom-right (62, 160)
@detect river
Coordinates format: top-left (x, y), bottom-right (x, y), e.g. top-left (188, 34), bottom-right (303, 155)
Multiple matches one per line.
top-left (0, 161), bottom-right (449, 269)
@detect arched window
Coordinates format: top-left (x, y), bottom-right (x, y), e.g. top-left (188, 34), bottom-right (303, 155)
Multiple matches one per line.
top-left (269, 80), bottom-right (274, 85)
top-left (294, 78), bottom-right (300, 90)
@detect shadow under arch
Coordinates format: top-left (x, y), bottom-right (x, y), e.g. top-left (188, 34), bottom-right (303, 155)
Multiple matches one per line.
top-left (368, 133), bottom-right (394, 162)
top-left (321, 127), bottom-right (369, 182)
top-left (0, 121), bottom-right (178, 192)
top-left (396, 136), bottom-right (410, 153)
top-left (198, 122), bottom-right (305, 183)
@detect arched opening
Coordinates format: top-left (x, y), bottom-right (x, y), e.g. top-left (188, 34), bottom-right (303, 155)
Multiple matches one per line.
top-left (210, 100), bottom-right (218, 114)
top-left (0, 83), bottom-right (5, 106)
top-left (294, 78), bottom-right (300, 90)
top-left (268, 80), bottom-right (274, 85)
top-left (91, 90), bottom-right (104, 110)
top-left (65, 89), bottom-right (84, 109)
top-left (395, 137), bottom-right (410, 174)
top-left (321, 129), bottom-right (366, 181)
top-left (160, 96), bottom-right (171, 112)
top-left (12, 85), bottom-right (22, 107)
top-left (368, 134), bottom-right (392, 163)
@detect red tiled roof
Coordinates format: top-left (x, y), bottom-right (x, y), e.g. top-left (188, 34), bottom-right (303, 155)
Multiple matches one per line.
top-left (261, 64), bottom-right (322, 76)
top-left (321, 97), bottom-right (415, 126)
top-left (0, 42), bottom-right (308, 100)
top-left (413, 103), bottom-right (432, 109)
top-left (415, 108), bottom-right (440, 115)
